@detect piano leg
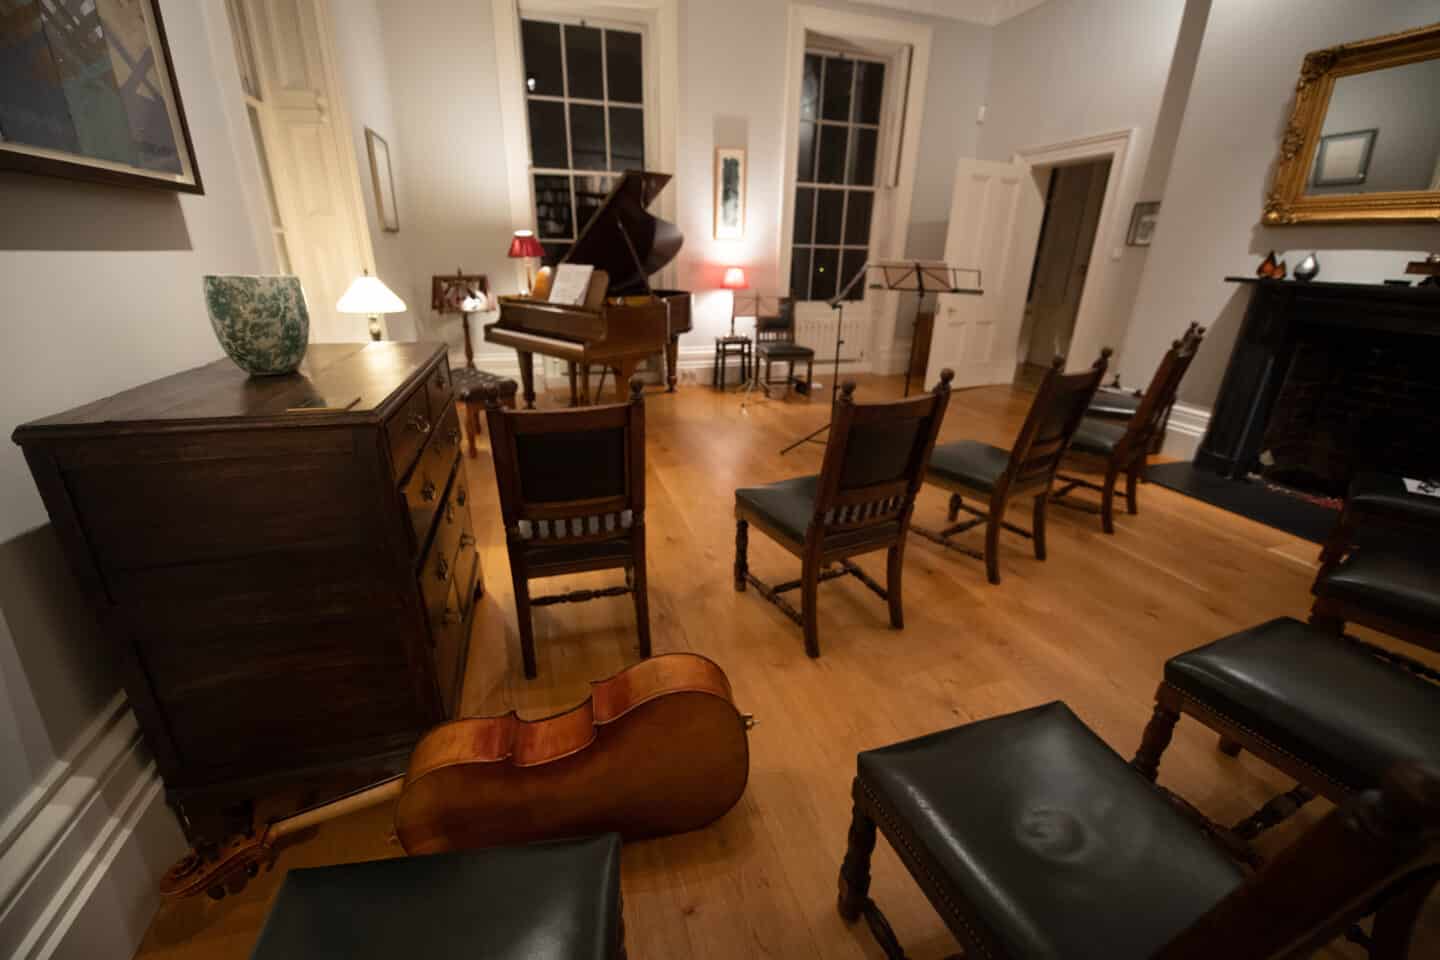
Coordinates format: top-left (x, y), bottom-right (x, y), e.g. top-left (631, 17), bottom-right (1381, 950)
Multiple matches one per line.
top-left (580, 364), bottom-right (592, 405)
top-left (516, 350), bottom-right (537, 409)
top-left (615, 359), bottom-right (638, 402)
top-left (665, 335), bottom-right (681, 392)
top-left (567, 362), bottom-right (579, 407)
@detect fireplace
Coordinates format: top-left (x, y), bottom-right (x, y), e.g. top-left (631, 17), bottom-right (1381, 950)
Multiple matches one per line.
top-left (1197, 278), bottom-right (1440, 499)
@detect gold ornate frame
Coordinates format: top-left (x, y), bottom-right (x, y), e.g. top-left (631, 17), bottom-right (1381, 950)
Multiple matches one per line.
top-left (1264, 22), bottom-right (1440, 225)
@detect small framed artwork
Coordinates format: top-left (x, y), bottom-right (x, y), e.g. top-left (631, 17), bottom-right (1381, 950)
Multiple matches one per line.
top-left (1311, 128), bottom-right (1377, 188)
top-left (714, 147), bottom-right (746, 240)
top-left (0, 0), bottom-right (202, 193)
top-left (431, 272), bottom-right (489, 314)
top-left (366, 128), bottom-right (400, 232)
top-left (1127, 201), bottom-right (1160, 246)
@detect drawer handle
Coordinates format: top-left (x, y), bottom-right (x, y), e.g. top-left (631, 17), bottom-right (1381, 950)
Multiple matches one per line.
top-left (435, 556), bottom-right (450, 582)
top-left (435, 370), bottom-right (447, 389)
top-left (442, 606), bottom-right (461, 626)
top-left (445, 501), bottom-right (456, 523)
top-left (409, 413), bottom-right (432, 434)
top-left (447, 427), bottom-right (460, 447)
top-left (421, 480), bottom-right (437, 502)
top-left (460, 533), bottom-right (476, 549)
top-left (456, 486), bottom-right (468, 507)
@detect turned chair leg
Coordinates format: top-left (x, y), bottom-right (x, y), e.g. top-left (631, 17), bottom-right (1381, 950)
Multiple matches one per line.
top-left (984, 501), bottom-right (1004, 585)
top-left (510, 560), bottom-right (538, 679)
top-left (1101, 465), bottom-right (1120, 535)
top-left (886, 542), bottom-right (905, 629)
top-left (1218, 736), bottom-right (1243, 757)
top-left (464, 401), bottom-right (482, 457)
top-left (1032, 495), bottom-right (1048, 561)
top-left (631, 533), bottom-right (652, 659)
top-left (837, 796), bottom-right (877, 924)
top-left (1132, 700), bottom-right (1180, 781)
top-left (1126, 462), bottom-right (1142, 515)
top-left (734, 520), bottom-right (749, 591)
top-left (801, 559), bottom-right (821, 658)
top-left (947, 493), bottom-right (962, 523)
top-left (1231, 785), bottom-right (1316, 840)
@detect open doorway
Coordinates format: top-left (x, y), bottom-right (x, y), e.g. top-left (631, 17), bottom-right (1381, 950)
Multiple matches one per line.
top-left (1015, 157), bottom-right (1110, 386)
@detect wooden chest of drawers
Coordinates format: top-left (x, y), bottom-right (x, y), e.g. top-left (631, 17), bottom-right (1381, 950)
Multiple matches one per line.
top-left (12, 343), bottom-right (478, 844)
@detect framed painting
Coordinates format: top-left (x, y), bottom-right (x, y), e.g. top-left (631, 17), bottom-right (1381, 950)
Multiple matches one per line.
top-left (714, 147), bottom-right (746, 240)
top-left (1126, 201), bottom-right (1160, 246)
top-left (0, 0), bottom-right (202, 193)
top-left (366, 127), bottom-right (399, 232)
top-left (430, 272), bottom-right (489, 314)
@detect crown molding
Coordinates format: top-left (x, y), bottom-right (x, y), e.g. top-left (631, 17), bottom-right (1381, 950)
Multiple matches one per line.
top-left (851, 0), bottom-right (1050, 27)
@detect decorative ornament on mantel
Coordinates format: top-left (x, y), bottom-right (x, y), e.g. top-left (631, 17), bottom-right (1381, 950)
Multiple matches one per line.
top-left (204, 274), bottom-right (310, 376)
top-left (1406, 253), bottom-right (1440, 289)
top-left (1294, 252), bottom-right (1320, 283)
top-left (1256, 251), bottom-right (1287, 280)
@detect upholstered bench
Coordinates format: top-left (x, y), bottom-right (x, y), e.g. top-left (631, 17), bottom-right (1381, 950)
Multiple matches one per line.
top-left (452, 366), bottom-right (510, 457)
top-left (249, 834), bottom-right (625, 959)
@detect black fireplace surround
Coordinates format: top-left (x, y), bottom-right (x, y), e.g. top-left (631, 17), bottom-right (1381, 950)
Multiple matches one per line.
top-left (1197, 278), bottom-right (1440, 499)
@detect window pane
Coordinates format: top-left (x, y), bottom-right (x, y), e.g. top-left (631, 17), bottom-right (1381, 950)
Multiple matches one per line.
top-left (801, 54), bottom-right (822, 122)
top-left (797, 121), bottom-right (817, 182)
top-left (844, 190), bottom-right (872, 246)
top-left (841, 250), bottom-right (868, 301)
top-left (575, 174), bottom-right (614, 233)
top-left (534, 175), bottom-right (572, 239)
top-left (790, 248), bottom-right (811, 301)
top-left (822, 57), bottom-right (852, 121)
top-left (814, 189), bottom-right (844, 244)
top-left (855, 61), bottom-right (884, 124)
top-left (541, 242), bottom-right (570, 267)
top-left (527, 100), bottom-right (568, 168)
top-left (817, 124), bottom-right (847, 183)
top-left (609, 107), bottom-right (644, 171)
top-left (564, 25), bottom-right (604, 99)
top-left (570, 104), bottom-right (607, 170)
top-left (521, 20), bottom-right (563, 96)
top-left (848, 128), bottom-right (878, 186)
top-left (811, 247), bottom-right (838, 302)
top-left (607, 30), bottom-right (643, 103)
top-left (793, 188), bottom-right (815, 244)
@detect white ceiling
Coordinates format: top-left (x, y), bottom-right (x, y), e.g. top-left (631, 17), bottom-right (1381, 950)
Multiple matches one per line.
top-left (853, 0), bottom-right (1052, 27)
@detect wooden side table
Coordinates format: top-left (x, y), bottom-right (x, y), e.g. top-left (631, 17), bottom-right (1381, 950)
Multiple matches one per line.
top-left (713, 335), bottom-right (752, 390)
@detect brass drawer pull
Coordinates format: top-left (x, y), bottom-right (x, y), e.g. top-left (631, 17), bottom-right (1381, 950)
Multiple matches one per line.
top-left (409, 413), bottom-right (432, 434)
top-left (421, 479), bottom-right (437, 502)
top-left (435, 556), bottom-right (450, 582)
top-left (456, 486), bottom-right (468, 507)
top-left (460, 533), bottom-right (476, 549)
top-left (445, 501), bottom-right (456, 523)
top-left (447, 427), bottom-right (460, 446)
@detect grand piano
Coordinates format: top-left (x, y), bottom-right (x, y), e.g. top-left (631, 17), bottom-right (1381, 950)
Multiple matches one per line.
top-left (486, 170), bottom-right (692, 408)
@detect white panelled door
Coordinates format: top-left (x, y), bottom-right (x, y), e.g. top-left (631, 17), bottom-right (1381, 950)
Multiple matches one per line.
top-left (926, 158), bottom-right (1031, 390)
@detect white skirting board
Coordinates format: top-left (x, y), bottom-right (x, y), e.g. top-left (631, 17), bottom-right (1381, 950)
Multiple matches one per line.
top-left (0, 695), bottom-right (186, 960)
top-left (1161, 402), bottom-right (1211, 461)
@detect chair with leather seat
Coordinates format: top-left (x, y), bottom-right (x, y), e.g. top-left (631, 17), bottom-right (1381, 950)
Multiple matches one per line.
top-left (1055, 325), bottom-right (1204, 533)
top-left (1132, 616), bottom-right (1440, 845)
top-left (734, 371), bottom-right (953, 658)
top-left (1310, 470), bottom-right (1440, 651)
top-left (752, 296), bottom-right (814, 398)
top-left (839, 701), bottom-right (1440, 960)
top-left (916, 350), bottom-right (1110, 584)
top-left (249, 833), bottom-right (626, 959)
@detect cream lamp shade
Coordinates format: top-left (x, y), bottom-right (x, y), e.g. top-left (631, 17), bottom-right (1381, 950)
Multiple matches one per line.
top-left (337, 271), bottom-right (406, 340)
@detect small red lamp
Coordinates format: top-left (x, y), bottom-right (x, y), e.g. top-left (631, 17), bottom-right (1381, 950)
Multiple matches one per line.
top-left (508, 229), bottom-right (544, 294)
top-left (722, 266), bottom-right (747, 336)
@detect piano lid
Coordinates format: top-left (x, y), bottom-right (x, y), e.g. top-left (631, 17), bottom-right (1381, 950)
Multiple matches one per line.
top-left (563, 170), bottom-right (683, 297)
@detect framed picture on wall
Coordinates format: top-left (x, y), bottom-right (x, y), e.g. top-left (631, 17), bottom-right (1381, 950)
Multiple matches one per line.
top-left (1126, 201), bottom-right (1160, 246)
top-left (1311, 128), bottom-right (1377, 187)
top-left (714, 147), bottom-right (746, 240)
top-left (366, 128), bottom-right (400, 232)
top-left (0, 0), bottom-right (203, 193)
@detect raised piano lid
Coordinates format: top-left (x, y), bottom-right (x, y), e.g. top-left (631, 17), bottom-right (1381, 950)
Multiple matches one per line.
top-left (564, 170), bottom-right (684, 297)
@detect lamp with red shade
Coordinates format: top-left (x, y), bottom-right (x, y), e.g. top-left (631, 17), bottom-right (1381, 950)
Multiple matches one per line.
top-left (508, 230), bottom-right (544, 295)
top-left (722, 266), bottom-right (747, 336)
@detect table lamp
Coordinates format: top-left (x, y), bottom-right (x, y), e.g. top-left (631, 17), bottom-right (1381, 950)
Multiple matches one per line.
top-left (337, 270), bottom-right (407, 340)
top-left (509, 229), bottom-right (544, 294)
top-left (722, 266), bottom-right (747, 336)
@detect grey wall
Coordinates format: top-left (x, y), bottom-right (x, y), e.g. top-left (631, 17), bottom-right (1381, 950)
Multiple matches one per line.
top-left (1310, 58), bottom-right (1440, 195)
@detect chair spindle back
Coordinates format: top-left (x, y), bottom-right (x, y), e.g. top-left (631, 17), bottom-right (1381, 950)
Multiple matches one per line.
top-left (1114, 323), bottom-right (1205, 465)
top-left (1005, 350), bottom-right (1112, 496)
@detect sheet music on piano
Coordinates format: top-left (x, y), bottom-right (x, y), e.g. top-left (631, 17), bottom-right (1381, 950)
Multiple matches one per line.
top-left (549, 264), bottom-right (595, 306)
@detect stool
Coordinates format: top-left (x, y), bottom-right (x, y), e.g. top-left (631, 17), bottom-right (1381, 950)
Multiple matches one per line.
top-left (713, 335), bottom-right (751, 390)
top-left (250, 834), bottom-right (625, 959)
top-left (451, 366), bottom-right (510, 457)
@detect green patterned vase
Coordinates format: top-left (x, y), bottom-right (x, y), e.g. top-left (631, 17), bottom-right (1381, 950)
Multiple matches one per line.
top-left (203, 275), bottom-right (310, 376)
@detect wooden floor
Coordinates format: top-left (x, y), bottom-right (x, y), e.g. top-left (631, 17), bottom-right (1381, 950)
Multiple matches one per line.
top-left (136, 374), bottom-right (1436, 959)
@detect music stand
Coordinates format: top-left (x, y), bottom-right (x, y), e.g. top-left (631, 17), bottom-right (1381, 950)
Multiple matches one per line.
top-left (779, 260), bottom-right (981, 455)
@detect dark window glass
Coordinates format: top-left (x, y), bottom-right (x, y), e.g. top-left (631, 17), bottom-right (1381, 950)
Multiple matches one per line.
top-left (793, 188), bottom-right (815, 244)
top-left (814, 189), bottom-right (844, 244)
top-left (790, 248), bottom-right (811, 300)
top-left (527, 100), bottom-right (568, 168)
top-left (844, 191), bottom-right (872, 246)
top-left (841, 249), bottom-right (868, 301)
top-left (817, 124), bottom-right (847, 183)
top-left (569, 104), bottom-right (607, 170)
top-left (801, 54), bottom-right (822, 121)
top-left (855, 61), bottom-right (884, 124)
top-left (848, 127), bottom-right (878, 186)
top-left (574, 174), bottom-right (613, 233)
top-left (564, 25), bottom-right (604, 99)
top-left (541, 242), bottom-right (570, 267)
top-left (609, 107), bottom-right (644, 171)
top-left (606, 31), bottom-right (643, 103)
top-left (811, 247), bottom-right (839, 301)
top-left (521, 20), bottom-right (563, 96)
top-left (797, 121), bottom-right (817, 182)
top-left (534, 175), bottom-right (572, 238)
top-left (821, 57), bottom-right (852, 121)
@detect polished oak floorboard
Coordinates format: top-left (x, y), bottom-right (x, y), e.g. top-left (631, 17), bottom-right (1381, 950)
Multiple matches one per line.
top-left (136, 375), bottom-right (1435, 959)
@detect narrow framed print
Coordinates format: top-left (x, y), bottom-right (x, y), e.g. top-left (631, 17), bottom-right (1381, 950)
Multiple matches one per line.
top-left (1127, 201), bottom-right (1160, 246)
top-left (1311, 128), bottom-right (1377, 188)
top-left (366, 127), bottom-right (399, 232)
top-left (714, 147), bottom-right (746, 240)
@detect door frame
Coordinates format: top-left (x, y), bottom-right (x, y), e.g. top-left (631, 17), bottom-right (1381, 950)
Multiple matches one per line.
top-left (1008, 129), bottom-right (1136, 374)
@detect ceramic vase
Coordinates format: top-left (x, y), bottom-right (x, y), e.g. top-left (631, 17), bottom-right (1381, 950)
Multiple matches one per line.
top-left (203, 275), bottom-right (310, 375)
top-left (1294, 253), bottom-right (1320, 283)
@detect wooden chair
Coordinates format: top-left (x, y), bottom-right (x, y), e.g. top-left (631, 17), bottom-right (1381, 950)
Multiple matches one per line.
top-left (749, 296), bottom-right (814, 398)
top-left (733, 371), bottom-right (954, 658)
top-left (1055, 324), bottom-right (1205, 532)
top-left (483, 377), bottom-right (650, 678)
top-left (840, 700), bottom-right (1440, 960)
top-left (916, 350), bottom-right (1110, 584)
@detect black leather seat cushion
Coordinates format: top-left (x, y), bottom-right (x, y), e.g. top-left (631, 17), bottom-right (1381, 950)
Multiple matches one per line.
top-left (736, 475), bottom-right (818, 542)
top-left (1087, 387), bottom-right (1140, 419)
top-left (756, 341), bottom-right (814, 359)
top-left (857, 702), bottom-right (1242, 959)
top-left (1166, 617), bottom-right (1440, 790)
top-left (249, 835), bottom-right (622, 960)
top-left (926, 440), bottom-right (1012, 493)
top-left (451, 366), bottom-right (507, 400)
top-left (1068, 416), bottom-right (1127, 457)
top-left (1349, 471), bottom-right (1440, 528)
top-left (1313, 547), bottom-right (1440, 630)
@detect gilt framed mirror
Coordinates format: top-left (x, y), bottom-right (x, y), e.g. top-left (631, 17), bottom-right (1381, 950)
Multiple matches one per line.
top-left (1263, 22), bottom-right (1440, 224)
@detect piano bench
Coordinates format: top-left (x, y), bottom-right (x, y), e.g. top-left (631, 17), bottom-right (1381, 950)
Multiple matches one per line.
top-left (452, 366), bottom-right (513, 457)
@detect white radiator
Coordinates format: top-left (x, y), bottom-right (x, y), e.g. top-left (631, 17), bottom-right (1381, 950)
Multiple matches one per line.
top-left (794, 306), bottom-right (870, 363)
